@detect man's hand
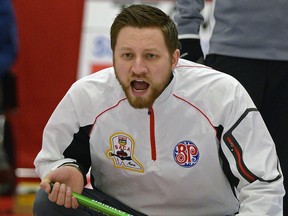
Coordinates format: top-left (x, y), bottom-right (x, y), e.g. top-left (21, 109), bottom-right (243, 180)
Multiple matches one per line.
top-left (40, 165), bottom-right (85, 209)
top-left (179, 38), bottom-right (204, 63)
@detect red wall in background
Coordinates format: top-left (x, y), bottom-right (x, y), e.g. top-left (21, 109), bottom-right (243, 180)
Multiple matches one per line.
top-left (9, 0), bottom-right (84, 169)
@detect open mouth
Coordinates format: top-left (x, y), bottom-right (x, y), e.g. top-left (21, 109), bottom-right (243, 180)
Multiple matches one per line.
top-left (131, 80), bottom-right (150, 93)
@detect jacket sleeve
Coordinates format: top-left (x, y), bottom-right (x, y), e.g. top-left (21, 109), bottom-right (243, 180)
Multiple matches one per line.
top-left (173, 0), bottom-right (205, 62)
top-left (173, 0), bottom-right (205, 37)
top-left (0, 0), bottom-right (18, 74)
top-left (219, 83), bottom-right (285, 215)
top-left (34, 91), bottom-right (84, 179)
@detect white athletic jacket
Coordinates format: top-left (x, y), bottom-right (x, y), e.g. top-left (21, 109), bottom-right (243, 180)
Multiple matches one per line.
top-left (34, 59), bottom-right (284, 215)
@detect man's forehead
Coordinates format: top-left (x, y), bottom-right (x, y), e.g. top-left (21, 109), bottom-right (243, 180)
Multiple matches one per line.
top-left (116, 27), bottom-right (165, 44)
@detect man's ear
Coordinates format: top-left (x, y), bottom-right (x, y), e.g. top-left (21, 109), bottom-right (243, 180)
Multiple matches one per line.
top-left (171, 49), bottom-right (180, 69)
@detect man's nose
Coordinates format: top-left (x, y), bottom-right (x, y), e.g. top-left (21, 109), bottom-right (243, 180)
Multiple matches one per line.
top-left (131, 57), bottom-right (148, 74)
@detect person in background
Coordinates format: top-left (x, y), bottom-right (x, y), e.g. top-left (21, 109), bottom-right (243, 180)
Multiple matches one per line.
top-left (173, 0), bottom-right (288, 213)
top-left (33, 4), bottom-right (284, 216)
top-left (0, 0), bottom-right (18, 195)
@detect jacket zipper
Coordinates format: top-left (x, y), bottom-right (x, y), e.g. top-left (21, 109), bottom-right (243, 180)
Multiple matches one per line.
top-left (148, 107), bottom-right (156, 161)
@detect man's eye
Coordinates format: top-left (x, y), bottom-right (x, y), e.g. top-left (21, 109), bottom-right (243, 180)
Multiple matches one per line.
top-left (123, 53), bottom-right (133, 59)
top-left (147, 54), bottom-right (156, 59)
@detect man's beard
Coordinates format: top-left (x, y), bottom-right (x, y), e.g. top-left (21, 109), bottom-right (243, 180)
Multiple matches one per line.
top-left (119, 80), bottom-right (161, 109)
top-left (116, 73), bottom-right (172, 109)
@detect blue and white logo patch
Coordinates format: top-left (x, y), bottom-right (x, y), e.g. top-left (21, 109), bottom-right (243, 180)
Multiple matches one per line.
top-left (173, 140), bottom-right (200, 168)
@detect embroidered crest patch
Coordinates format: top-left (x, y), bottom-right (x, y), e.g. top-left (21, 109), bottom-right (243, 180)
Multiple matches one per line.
top-left (173, 140), bottom-right (200, 168)
top-left (106, 132), bottom-right (144, 172)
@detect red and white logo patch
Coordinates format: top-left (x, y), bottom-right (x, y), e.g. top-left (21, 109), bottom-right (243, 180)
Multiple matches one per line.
top-left (173, 140), bottom-right (200, 168)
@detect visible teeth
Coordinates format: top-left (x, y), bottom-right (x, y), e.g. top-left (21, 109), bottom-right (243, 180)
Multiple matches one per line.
top-left (131, 80), bottom-right (149, 91)
top-left (134, 89), bottom-right (144, 92)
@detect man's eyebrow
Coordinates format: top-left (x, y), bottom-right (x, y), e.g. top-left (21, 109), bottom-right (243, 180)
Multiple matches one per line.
top-left (118, 47), bottom-right (132, 51)
top-left (144, 47), bottom-right (159, 52)
top-left (118, 47), bottom-right (160, 52)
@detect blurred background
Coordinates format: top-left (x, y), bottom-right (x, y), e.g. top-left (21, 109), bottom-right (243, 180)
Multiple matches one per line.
top-left (0, 0), bottom-right (211, 215)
